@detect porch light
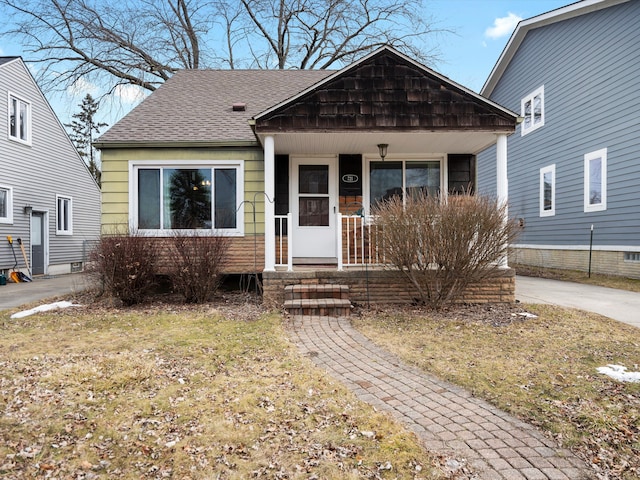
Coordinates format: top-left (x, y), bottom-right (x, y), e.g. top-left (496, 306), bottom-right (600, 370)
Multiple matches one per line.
top-left (23, 205), bottom-right (32, 215)
top-left (377, 143), bottom-right (388, 161)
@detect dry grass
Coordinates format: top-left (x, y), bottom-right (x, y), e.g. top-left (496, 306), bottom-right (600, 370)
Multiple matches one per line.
top-left (353, 304), bottom-right (640, 480)
top-left (0, 302), bottom-right (446, 479)
top-left (513, 263), bottom-right (640, 293)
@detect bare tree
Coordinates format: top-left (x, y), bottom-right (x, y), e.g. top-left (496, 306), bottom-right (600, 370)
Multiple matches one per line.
top-left (237, 0), bottom-right (440, 69)
top-left (0, 0), bottom-right (212, 93)
top-left (1, 0), bottom-right (444, 93)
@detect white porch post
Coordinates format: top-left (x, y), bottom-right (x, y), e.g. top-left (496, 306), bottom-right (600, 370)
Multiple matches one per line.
top-left (496, 133), bottom-right (509, 267)
top-left (337, 212), bottom-right (343, 271)
top-left (264, 135), bottom-right (276, 272)
top-left (286, 212), bottom-right (293, 271)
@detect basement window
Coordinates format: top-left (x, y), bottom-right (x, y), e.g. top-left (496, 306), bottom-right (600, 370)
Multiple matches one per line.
top-left (624, 252), bottom-right (640, 263)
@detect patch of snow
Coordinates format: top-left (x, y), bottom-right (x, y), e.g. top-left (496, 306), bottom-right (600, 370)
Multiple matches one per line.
top-left (596, 364), bottom-right (640, 383)
top-left (10, 301), bottom-right (81, 319)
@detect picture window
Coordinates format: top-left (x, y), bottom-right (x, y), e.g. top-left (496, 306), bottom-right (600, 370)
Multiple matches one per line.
top-left (133, 162), bottom-right (244, 235)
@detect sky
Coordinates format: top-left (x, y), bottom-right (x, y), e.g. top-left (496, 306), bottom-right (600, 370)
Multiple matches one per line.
top-left (0, 0), bottom-right (571, 130)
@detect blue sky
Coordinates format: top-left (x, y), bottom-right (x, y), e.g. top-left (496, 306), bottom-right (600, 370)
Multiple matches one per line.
top-left (429, 0), bottom-right (570, 91)
top-left (1, 0), bottom-right (571, 129)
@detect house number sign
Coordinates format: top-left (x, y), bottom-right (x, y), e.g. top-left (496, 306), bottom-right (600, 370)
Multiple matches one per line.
top-left (342, 174), bottom-right (359, 183)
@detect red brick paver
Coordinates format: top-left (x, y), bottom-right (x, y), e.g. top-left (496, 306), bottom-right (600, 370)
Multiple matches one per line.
top-left (287, 315), bottom-right (593, 480)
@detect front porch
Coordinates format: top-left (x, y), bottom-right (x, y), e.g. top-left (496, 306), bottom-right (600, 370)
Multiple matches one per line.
top-left (248, 47), bottom-right (518, 307)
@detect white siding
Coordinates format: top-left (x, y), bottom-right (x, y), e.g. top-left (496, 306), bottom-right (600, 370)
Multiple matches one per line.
top-left (0, 58), bottom-right (100, 274)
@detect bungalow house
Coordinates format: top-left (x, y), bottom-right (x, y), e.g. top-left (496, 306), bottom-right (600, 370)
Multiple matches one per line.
top-left (477, 0), bottom-right (640, 279)
top-left (0, 57), bottom-right (101, 279)
top-left (95, 46), bottom-right (519, 305)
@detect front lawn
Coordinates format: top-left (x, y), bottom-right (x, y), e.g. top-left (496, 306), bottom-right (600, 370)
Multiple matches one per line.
top-left (353, 304), bottom-right (640, 480)
top-left (0, 301), bottom-right (444, 479)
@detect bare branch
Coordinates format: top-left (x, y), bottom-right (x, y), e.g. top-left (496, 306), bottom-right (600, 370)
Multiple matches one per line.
top-left (0, 0), bottom-right (448, 93)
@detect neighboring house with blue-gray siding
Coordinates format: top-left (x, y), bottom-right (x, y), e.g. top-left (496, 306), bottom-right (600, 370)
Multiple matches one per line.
top-left (477, 0), bottom-right (640, 279)
top-left (0, 57), bottom-right (101, 279)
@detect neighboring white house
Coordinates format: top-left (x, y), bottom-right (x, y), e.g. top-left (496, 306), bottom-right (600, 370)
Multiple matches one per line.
top-left (0, 57), bottom-right (101, 278)
top-left (477, 0), bottom-right (640, 278)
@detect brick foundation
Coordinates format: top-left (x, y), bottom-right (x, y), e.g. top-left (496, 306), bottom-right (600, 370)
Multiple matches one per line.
top-left (263, 268), bottom-right (515, 307)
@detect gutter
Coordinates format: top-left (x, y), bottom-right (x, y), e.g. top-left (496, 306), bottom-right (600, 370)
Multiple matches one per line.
top-left (94, 140), bottom-right (261, 150)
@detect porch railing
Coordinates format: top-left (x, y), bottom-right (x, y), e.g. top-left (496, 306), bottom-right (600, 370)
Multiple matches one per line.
top-left (274, 213), bottom-right (383, 270)
top-left (274, 214), bottom-right (292, 270)
top-left (339, 214), bottom-right (384, 267)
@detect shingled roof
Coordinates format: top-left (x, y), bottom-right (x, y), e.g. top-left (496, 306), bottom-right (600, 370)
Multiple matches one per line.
top-left (0, 57), bottom-right (20, 67)
top-left (96, 69), bottom-right (334, 147)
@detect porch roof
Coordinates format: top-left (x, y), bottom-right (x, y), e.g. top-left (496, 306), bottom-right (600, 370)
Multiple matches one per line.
top-left (252, 47), bottom-right (518, 155)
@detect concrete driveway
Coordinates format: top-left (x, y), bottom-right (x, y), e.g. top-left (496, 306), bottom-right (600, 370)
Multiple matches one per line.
top-left (0, 274), bottom-right (89, 311)
top-left (516, 275), bottom-right (640, 328)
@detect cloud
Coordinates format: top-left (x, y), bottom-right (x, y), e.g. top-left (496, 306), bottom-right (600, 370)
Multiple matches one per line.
top-left (114, 84), bottom-right (147, 104)
top-left (485, 12), bottom-right (522, 39)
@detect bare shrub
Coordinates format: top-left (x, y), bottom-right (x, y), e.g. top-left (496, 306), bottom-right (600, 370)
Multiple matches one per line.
top-left (168, 232), bottom-right (230, 303)
top-left (87, 230), bottom-right (159, 306)
top-left (372, 192), bottom-right (519, 309)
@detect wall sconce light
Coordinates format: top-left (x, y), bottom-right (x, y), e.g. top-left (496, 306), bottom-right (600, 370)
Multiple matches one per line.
top-left (377, 143), bottom-right (388, 161)
top-left (23, 205), bottom-right (32, 215)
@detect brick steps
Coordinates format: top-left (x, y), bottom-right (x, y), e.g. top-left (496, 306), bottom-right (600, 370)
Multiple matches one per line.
top-left (284, 284), bottom-right (352, 316)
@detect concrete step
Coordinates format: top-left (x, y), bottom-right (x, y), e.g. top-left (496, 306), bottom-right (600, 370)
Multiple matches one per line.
top-left (284, 284), bottom-right (349, 301)
top-left (283, 284), bottom-right (352, 316)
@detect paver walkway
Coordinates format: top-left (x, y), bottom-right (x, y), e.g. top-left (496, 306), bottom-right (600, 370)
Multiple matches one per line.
top-left (288, 315), bottom-right (593, 480)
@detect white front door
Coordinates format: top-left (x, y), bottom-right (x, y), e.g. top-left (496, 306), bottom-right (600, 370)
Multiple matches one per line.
top-left (291, 156), bottom-right (337, 260)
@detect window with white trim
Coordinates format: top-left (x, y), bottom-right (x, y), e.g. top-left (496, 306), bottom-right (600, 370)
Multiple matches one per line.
top-left (8, 93), bottom-right (31, 144)
top-left (0, 185), bottom-right (13, 224)
top-left (56, 195), bottom-right (73, 235)
top-left (584, 148), bottom-right (607, 212)
top-left (521, 86), bottom-right (544, 136)
top-left (133, 162), bottom-right (244, 235)
top-left (539, 164), bottom-right (555, 217)
top-left (368, 159), bottom-right (441, 209)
